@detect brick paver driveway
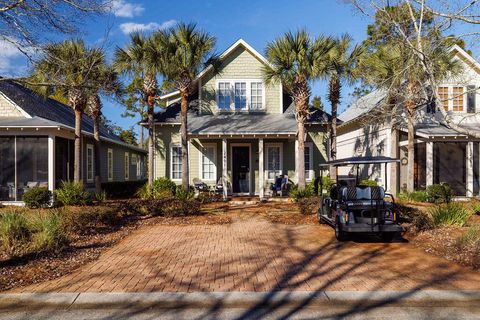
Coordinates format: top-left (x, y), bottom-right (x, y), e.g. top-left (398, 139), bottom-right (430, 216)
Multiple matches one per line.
top-left (15, 217), bottom-right (480, 293)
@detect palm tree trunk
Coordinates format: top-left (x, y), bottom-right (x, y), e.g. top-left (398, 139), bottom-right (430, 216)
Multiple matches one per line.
top-left (328, 77), bottom-right (340, 181)
top-left (93, 113), bottom-right (102, 194)
top-left (74, 109), bottom-right (82, 182)
top-left (180, 89), bottom-right (189, 190)
top-left (406, 109), bottom-right (415, 192)
top-left (297, 118), bottom-right (306, 190)
top-left (147, 100), bottom-right (154, 187)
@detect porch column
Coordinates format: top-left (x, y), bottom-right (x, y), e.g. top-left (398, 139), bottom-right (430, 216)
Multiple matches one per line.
top-left (222, 138), bottom-right (228, 200)
top-left (467, 141), bottom-right (474, 197)
top-left (259, 138), bottom-right (264, 199)
top-left (426, 141), bottom-right (433, 187)
top-left (48, 135), bottom-right (55, 192)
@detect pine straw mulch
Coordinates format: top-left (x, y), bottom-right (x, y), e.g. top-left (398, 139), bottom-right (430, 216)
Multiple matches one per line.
top-left (1, 201), bottom-right (312, 292)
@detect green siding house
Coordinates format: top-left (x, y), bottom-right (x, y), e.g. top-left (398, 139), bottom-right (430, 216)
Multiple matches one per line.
top-left (153, 39), bottom-right (331, 198)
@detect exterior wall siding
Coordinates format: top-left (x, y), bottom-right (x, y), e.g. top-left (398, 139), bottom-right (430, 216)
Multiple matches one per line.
top-left (0, 95), bottom-right (24, 117)
top-left (200, 46), bottom-right (281, 114)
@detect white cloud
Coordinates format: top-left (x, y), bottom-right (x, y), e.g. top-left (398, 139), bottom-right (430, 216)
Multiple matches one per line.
top-left (119, 19), bottom-right (177, 34)
top-left (110, 0), bottom-right (144, 18)
top-left (0, 39), bottom-right (33, 75)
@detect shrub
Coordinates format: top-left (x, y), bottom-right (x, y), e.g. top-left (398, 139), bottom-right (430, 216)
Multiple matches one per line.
top-left (398, 190), bottom-right (428, 203)
top-left (290, 183), bottom-right (316, 202)
top-left (101, 180), bottom-right (146, 199)
top-left (137, 178), bottom-right (177, 200)
top-left (162, 199), bottom-right (201, 217)
top-left (0, 210), bottom-right (30, 256)
top-left (197, 192), bottom-right (223, 204)
top-left (30, 210), bottom-right (68, 252)
top-left (457, 226), bottom-right (480, 247)
top-left (23, 187), bottom-right (52, 208)
top-left (61, 205), bottom-right (122, 233)
top-left (94, 191), bottom-right (107, 203)
top-left (429, 203), bottom-right (472, 227)
top-left (426, 183), bottom-right (452, 204)
top-left (297, 197), bottom-right (319, 215)
top-left (175, 187), bottom-right (195, 200)
top-left (359, 179), bottom-right (378, 187)
top-left (55, 181), bottom-right (92, 206)
top-left (412, 212), bottom-right (434, 231)
top-left (471, 202), bottom-right (480, 215)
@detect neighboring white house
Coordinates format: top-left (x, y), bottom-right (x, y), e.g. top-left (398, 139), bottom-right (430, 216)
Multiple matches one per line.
top-left (337, 45), bottom-right (480, 197)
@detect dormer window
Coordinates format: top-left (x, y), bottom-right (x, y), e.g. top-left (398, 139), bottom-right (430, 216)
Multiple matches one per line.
top-left (216, 79), bottom-right (265, 111)
top-left (437, 85), bottom-right (470, 113)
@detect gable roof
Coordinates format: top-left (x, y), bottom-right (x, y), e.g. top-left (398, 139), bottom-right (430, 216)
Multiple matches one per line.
top-left (159, 39), bottom-right (271, 101)
top-left (0, 80), bottom-right (145, 152)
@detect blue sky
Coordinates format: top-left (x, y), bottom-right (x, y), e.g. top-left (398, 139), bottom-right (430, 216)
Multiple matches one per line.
top-left (1, 0), bottom-right (477, 136)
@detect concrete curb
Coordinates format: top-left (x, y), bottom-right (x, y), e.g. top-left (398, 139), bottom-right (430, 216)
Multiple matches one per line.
top-left (1, 290), bottom-right (480, 310)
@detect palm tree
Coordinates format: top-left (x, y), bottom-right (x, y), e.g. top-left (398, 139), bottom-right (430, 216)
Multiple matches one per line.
top-left (154, 23), bottom-right (216, 189)
top-left (264, 30), bottom-right (334, 189)
top-left (87, 65), bottom-right (120, 194)
top-left (113, 32), bottom-right (163, 187)
top-left (33, 39), bottom-right (105, 182)
top-left (326, 34), bottom-right (363, 178)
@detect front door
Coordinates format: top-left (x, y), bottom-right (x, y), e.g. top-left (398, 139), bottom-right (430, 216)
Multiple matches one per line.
top-left (232, 146), bottom-right (250, 194)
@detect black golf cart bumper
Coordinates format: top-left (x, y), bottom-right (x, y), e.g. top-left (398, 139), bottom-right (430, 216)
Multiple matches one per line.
top-left (341, 223), bottom-right (403, 233)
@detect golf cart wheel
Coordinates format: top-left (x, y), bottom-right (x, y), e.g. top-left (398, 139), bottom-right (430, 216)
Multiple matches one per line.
top-left (381, 232), bottom-right (396, 242)
top-left (335, 218), bottom-right (348, 241)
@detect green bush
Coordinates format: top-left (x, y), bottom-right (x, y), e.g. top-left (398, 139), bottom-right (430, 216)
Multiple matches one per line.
top-left (318, 176), bottom-right (335, 194)
top-left (429, 203), bottom-right (472, 227)
top-left (30, 210), bottom-right (68, 252)
top-left (398, 190), bottom-right (428, 203)
top-left (359, 179), bottom-right (378, 187)
top-left (55, 181), bottom-right (92, 206)
top-left (175, 187), bottom-right (195, 200)
top-left (101, 180), bottom-right (146, 199)
top-left (0, 210), bottom-right (30, 256)
top-left (23, 187), bottom-right (52, 208)
top-left (426, 183), bottom-right (452, 204)
top-left (457, 225), bottom-right (480, 247)
top-left (137, 178), bottom-right (177, 200)
top-left (290, 182), bottom-right (317, 201)
top-left (472, 202), bottom-right (480, 215)
top-left (94, 191), bottom-right (107, 203)
top-left (197, 192), bottom-right (223, 204)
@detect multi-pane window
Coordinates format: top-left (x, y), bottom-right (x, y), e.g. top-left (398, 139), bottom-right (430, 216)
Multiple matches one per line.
top-left (266, 145), bottom-right (282, 180)
top-left (250, 82), bottom-right (263, 110)
top-left (201, 145), bottom-right (216, 181)
top-left (453, 87), bottom-right (464, 112)
top-left (86, 144), bottom-right (94, 182)
top-left (171, 145), bottom-right (182, 180)
top-left (218, 82), bottom-right (231, 109)
top-left (107, 148), bottom-right (113, 181)
top-left (438, 87), bottom-right (449, 111)
top-left (304, 144), bottom-right (313, 181)
top-left (234, 82), bottom-right (247, 110)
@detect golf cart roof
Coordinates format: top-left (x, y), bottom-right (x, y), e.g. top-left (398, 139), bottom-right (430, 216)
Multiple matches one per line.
top-left (319, 156), bottom-right (400, 167)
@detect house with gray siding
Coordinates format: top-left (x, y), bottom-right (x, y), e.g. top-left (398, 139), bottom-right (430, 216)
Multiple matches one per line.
top-left (0, 80), bottom-right (146, 204)
top-left (152, 39), bottom-right (331, 198)
top-left (337, 45), bottom-right (480, 197)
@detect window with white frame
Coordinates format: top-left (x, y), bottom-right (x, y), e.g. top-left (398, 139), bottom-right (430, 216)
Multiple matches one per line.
top-left (171, 145), bottom-right (182, 180)
top-left (266, 144), bottom-right (282, 180)
top-left (136, 155), bottom-right (141, 178)
top-left (234, 82), bottom-right (247, 110)
top-left (201, 144), bottom-right (216, 181)
top-left (107, 148), bottom-right (113, 181)
top-left (218, 82), bottom-right (231, 110)
top-left (86, 144), bottom-right (94, 182)
top-left (250, 82), bottom-right (263, 110)
top-left (131, 154), bottom-right (137, 165)
top-left (124, 152), bottom-right (129, 180)
top-left (304, 143), bottom-right (314, 181)
top-left (216, 80), bottom-right (264, 111)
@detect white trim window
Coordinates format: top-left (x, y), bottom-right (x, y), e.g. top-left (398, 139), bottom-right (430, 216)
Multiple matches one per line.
top-left (86, 144), bottom-right (94, 182)
top-left (124, 152), bottom-right (129, 180)
top-left (136, 155), bottom-right (141, 179)
top-left (107, 148), bottom-right (113, 181)
top-left (234, 82), bottom-right (247, 110)
top-left (304, 143), bottom-right (314, 181)
top-left (200, 144), bottom-right (216, 181)
top-left (170, 145), bottom-right (182, 180)
top-left (250, 82), bottom-right (263, 110)
top-left (265, 143), bottom-right (283, 181)
top-left (216, 79), bottom-right (265, 111)
top-left (218, 82), bottom-right (231, 110)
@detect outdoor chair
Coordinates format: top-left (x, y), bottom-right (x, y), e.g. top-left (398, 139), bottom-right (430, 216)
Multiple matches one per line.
top-left (193, 178), bottom-right (210, 194)
top-left (270, 175), bottom-right (289, 197)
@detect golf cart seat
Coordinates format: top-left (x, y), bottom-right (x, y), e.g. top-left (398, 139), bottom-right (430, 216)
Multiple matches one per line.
top-left (341, 186), bottom-right (386, 206)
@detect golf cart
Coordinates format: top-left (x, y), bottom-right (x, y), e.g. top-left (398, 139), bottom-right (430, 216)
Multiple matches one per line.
top-left (318, 156), bottom-right (403, 242)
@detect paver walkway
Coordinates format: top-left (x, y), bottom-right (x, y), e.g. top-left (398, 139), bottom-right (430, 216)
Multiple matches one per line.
top-left (13, 217), bottom-right (480, 293)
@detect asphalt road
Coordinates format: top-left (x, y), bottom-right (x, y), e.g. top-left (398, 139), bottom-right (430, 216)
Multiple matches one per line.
top-left (2, 305), bottom-right (480, 319)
